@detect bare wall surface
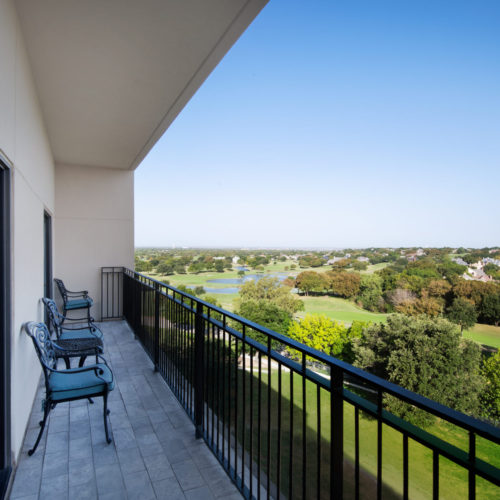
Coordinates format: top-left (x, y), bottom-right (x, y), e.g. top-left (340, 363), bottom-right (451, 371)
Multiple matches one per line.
top-left (54, 163), bottom-right (134, 320)
top-left (0, 0), bottom-right (56, 462)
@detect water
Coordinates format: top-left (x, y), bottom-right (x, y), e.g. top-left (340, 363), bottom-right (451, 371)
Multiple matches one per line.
top-left (188, 272), bottom-right (291, 295)
top-left (197, 287), bottom-right (240, 294)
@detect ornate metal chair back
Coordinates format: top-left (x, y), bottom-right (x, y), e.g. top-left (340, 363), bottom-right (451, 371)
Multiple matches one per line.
top-left (24, 321), bottom-right (57, 381)
top-left (41, 297), bottom-right (64, 338)
top-left (54, 278), bottom-right (67, 301)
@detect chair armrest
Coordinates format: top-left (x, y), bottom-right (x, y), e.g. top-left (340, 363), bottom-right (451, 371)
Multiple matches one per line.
top-left (65, 290), bottom-right (90, 299)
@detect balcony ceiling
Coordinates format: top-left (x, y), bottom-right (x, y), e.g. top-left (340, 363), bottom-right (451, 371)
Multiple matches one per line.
top-left (14, 0), bottom-right (267, 170)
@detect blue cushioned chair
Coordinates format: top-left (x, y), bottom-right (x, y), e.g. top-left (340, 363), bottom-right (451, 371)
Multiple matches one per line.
top-left (24, 322), bottom-right (114, 455)
top-left (42, 297), bottom-right (103, 368)
top-left (54, 278), bottom-right (93, 321)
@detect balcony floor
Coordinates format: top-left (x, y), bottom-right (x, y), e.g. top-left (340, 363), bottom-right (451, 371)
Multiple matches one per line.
top-left (9, 321), bottom-right (242, 500)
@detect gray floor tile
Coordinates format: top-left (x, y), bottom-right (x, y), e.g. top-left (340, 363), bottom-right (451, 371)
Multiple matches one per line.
top-left (172, 459), bottom-right (205, 491)
top-left (153, 476), bottom-right (186, 500)
top-left (123, 469), bottom-right (156, 500)
top-left (68, 457), bottom-right (95, 487)
top-left (184, 485), bottom-right (216, 500)
top-left (143, 453), bottom-right (174, 482)
top-left (117, 446), bottom-right (145, 475)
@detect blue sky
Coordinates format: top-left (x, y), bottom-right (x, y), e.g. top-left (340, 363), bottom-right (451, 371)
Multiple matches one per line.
top-left (135, 0), bottom-right (500, 248)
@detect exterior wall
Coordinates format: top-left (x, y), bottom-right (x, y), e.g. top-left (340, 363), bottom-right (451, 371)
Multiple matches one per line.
top-left (0, 0), bottom-right (56, 461)
top-left (54, 164), bottom-right (134, 320)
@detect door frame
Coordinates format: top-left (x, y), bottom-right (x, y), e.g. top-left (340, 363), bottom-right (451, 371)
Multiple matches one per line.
top-left (0, 155), bottom-right (12, 499)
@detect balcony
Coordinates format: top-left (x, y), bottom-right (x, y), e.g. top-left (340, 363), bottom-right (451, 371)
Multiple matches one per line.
top-left (9, 268), bottom-right (500, 500)
top-left (9, 320), bottom-right (241, 500)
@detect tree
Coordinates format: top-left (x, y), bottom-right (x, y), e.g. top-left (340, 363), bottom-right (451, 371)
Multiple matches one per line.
top-left (479, 293), bottom-right (500, 326)
top-left (446, 297), bottom-right (477, 333)
top-left (238, 277), bottom-right (304, 316)
top-left (295, 271), bottom-right (327, 295)
top-left (237, 270), bottom-right (245, 279)
top-left (326, 271), bottom-right (361, 298)
top-left (157, 262), bottom-right (174, 275)
top-left (481, 351), bottom-right (500, 423)
top-left (353, 315), bottom-right (485, 425)
top-left (287, 314), bottom-right (361, 362)
top-left (352, 260), bottom-right (368, 271)
top-left (358, 274), bottom-right (383, 311)
top-left (239, 300), bottom-right (292, 343)
top-left (214, 260), bottom-right (225, 272)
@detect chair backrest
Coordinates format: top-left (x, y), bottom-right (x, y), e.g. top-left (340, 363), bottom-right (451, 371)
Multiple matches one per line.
top-left (42, 298), bottom-right (64, 337)
top-left (24, 322), bottom-right (57, 380)
top-left (54, 278), bottom-right (67, 301)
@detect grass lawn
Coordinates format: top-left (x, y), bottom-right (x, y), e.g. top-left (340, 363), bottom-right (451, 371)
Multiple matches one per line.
top-left (361, 262), bottom-right (389, 274)
top-left (228, 366), bottom-right (499, 500)
top-left (464, 323), bottom-right (500, 349)
top-left (299, 295), bottom-right (388, 324)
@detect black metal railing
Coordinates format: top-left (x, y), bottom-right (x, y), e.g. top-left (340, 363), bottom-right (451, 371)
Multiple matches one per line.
top-left (102, 267), bottom-right (500, 500)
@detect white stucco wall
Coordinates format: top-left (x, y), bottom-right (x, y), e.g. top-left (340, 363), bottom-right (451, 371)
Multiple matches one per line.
top-left (0, 0), bottom-right (56, 461)
top-left (54, 163), bottom-right (134, 320)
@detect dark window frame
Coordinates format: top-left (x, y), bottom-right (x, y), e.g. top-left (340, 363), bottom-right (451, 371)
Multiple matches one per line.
top-left (0, 157), bottom-right (12, 499)
top-left (43, 211), bottom-right (52, 300)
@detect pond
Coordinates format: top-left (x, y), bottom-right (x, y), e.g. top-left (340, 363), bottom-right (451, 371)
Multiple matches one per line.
top-left (187, 272), bottom-right (292, 295)
top-left (206, 273), bottom-right (289, 285)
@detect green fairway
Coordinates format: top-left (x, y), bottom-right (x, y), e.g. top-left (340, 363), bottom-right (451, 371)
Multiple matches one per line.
top-left (299, 295), bottom-right (388, 324)
top-left (361, 262), bottom-right (389, 274)
top-left (464, 323), bottom-right (500, 349)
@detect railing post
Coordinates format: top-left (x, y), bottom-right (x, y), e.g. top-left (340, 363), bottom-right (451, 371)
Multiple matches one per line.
top-left (194, 300), bottom-right (204, 439)
top-left (331, 365), bottom-right (344, 499)
top-left (154, 283), bottom-right (160, 371)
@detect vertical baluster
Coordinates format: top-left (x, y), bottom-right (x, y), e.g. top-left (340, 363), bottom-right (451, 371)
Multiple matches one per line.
top-left (194, 300), bottom-right (204, 439)
top-left (257, 351), bottom-right (262, 500)
top-left (355, 406), bottom-right (360, 500)
top-left (289, 366), bottom-right (294, 499)
top-left (469, 431), bottom-right (476, 500)
top-left (302, 352), bottom-right (306, 500)
top-left (242, 324), bottom-right (246, 487)
top-left (277, 362), bottom-right (282, 500)
top-left (331, 365), bottom-right (343, 499)
top-left (433, 450), bottom-right (439, 500)
top-left (267, 338), bottom-right (272, 500)
top-left (403, 433), bottom-right (408, 500)
top-left (317, 384), bottom-right (321, 500)
top-left (377, 390), bottom-right (383, 500)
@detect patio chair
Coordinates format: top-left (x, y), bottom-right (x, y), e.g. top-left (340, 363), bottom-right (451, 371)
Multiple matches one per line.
top-left (42, 298), bottom-right (103, 368)
top-left (54, 278), bottom-right (93, 321)
top-left (23, 321), bottom-right (114, 455)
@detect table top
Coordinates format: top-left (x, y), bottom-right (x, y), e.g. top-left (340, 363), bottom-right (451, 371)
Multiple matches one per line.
top-left (54, 337), bottom-right (103, 357)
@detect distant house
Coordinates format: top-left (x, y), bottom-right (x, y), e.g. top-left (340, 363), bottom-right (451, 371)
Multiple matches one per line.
top-left (463, 268), bottom-right (492, 282)
top-left (452, 257), bottom-right (468, 267)
top-left (406, 253), bottom-right (418, 262)
top-left (483, 257), bottom-right (500, 267)
top-left (327, 257), bottom-right (343, 265)
top-left (232, 256), bottom-right (240, 264)
top-left (357, 256), bottom-right (370, 262)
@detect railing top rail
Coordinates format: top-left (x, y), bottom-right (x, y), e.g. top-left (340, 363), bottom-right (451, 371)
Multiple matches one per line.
top-left (122, 267), bottom-right (500, 443)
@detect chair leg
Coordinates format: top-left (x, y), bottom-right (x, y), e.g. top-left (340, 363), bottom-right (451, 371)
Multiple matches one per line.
top-left (78, 355), bottom-right (87, 367)
top-left (64, 357), bottom-right (71, 369)
top-left (29, 401), bottom-right (50, 456)
top-left (103, 392), bottom-right (112, 444)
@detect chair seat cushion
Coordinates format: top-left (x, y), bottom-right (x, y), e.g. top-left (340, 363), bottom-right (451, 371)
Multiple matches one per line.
top-left (65, 298), bottom-right (93, 310)
top-left (59, 327), bottom-right (103, 340)
top-left (48, 363), bottom-right (114, 401)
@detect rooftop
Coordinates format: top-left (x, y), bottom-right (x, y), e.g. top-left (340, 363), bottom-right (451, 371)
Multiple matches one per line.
top-left (9, 321), bottom-right (241, 500)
